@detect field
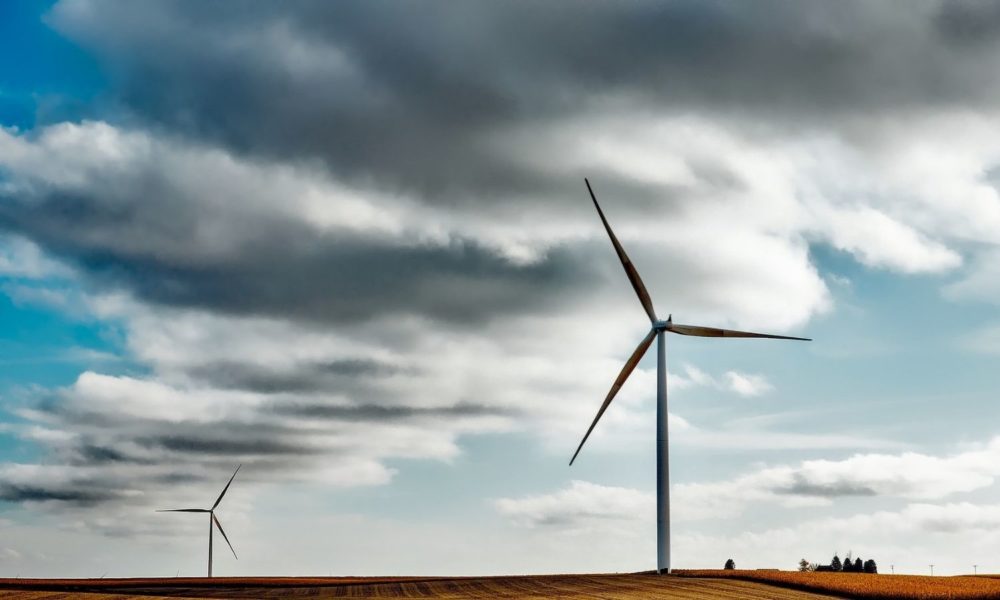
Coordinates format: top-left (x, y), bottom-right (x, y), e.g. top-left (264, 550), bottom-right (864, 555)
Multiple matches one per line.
top-left (677, 570), bottom-right (1000, 600)
top-left (0, 574), bottom-right (837, 599)
top-left (4, 572), bottom-right (1000, 599)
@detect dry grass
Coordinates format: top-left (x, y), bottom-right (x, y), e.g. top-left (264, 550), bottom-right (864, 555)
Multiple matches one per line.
top-left (0, 574), bottom-right (837, 599)
top-left (678, 569), bottom-right (1000, 599)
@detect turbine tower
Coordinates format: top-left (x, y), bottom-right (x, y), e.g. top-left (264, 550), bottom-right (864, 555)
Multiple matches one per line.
top-left (570, 179), bottom-right (810, 574)
top-left (157, 465), bottom-right (241, 577)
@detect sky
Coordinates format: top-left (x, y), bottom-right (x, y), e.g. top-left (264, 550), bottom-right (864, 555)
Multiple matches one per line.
top-left (1, 0), bottom-right (1000, 578)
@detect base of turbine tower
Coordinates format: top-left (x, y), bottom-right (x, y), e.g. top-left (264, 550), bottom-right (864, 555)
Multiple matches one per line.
top-left (657, 568), bottom-right (671, 575)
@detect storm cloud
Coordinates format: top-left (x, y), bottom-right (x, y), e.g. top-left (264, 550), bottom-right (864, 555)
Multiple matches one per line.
top-left (47, 0), bottom-right (1000, 203)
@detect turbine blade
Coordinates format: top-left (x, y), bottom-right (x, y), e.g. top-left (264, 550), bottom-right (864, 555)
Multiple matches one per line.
top-left (156, 509), bottom-right (210, 513)
top-left (212, 464), bottom-right (242, 510)
top-left (586, 178), bottom-right (657, 323)
top-left (212, 514), bottom-right (238, 560)
top-left (570, 328), bottom-right (657, 465)
top-left (667, 323), bottom-right (810, 341)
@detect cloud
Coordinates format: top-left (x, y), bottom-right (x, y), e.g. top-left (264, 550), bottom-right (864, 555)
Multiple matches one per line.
top-left (818, 205), bottom-right (962, 274)
top-left (673, 365), bottom-right (774, 397)
top-left (0, 236), bottom-right (69, 279)
top-left (674, 438), bottom-right (1000, 520)
top-left (0, 122), bottom-right (591, 328)
top-left (494, 480), bottom-right (652, 530)
top-left (723, 371), bottom-right (773, 397)
top-left (1, 1), bottom-right (999, 556)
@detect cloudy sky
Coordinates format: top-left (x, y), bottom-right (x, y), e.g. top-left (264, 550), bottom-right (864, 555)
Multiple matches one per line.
top-left (2, 0), bottom-right (1000, 578)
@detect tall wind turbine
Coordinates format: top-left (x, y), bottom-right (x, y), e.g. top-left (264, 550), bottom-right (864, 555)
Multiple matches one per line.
top-left (570, 179), bottom-right (810, 574)
top-left (157, 465), bottom-right (241, 577)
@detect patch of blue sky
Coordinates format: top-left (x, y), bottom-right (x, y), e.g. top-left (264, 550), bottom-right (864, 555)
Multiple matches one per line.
top-left (0, 1), bottom-right (104, 131)
top-left (0, 276), bottom-right (135, 464)
top-left (0, 1), bottom-right (115, 466)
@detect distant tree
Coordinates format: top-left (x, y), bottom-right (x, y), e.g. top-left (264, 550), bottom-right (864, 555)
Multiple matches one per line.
top-left (799, 558), bottom-right (811, 572)
top-left (724, 559), bottom-right (736, 570)
top-left (854, 558), bottom-right (863, 572)
top-left (864, 559), bottom-right (878, 574)
top-left (831, 555), bottom-right (842, 572)
top-left (842, 558), bottom-right (853, 572)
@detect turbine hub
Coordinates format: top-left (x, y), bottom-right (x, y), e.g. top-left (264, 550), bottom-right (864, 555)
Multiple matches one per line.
top-left (654, 320), bottom-right (670, 331)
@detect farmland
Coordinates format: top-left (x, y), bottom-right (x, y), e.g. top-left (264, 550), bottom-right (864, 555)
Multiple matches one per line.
top-left (4, 572), bottom-right (1000, 599)
top-left (677, 570), bottom-right (1000, 600)
top-left (0, 574), bottom-right (837, 599)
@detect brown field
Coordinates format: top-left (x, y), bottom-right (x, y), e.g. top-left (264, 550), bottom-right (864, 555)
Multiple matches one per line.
top-left (677, 569), bottom-right (1000, 600)
top-left (0, 574), bottom-right (838, 599)
top-left (6, 571), bottom-right (1000, 599)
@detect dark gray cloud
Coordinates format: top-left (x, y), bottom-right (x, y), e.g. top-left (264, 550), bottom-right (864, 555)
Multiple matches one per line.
top-left (273, 401), bottom-right (514, 422)
top-left (934, 1), bottom-right (1000, 45)
top-left (16, 0), bottom-right (963, 330)
top-left (46, 0), bottom-right (1000, 200)
top-left (15, 374), bottom-right (512, 514)
top-left (187, 358), bottom-right (405, 394)
top-left (6, 0), bottom-right (987, 332)
top-left (72, 443), bottom-right (142, 466)
top-left (137, 435), bottom-right (313, 457)
top-left (776, 475), bottom-right (879, 498)
top-left (0, 189), bottom-right (591, 327)
top-left (0, 483), bottom-right (123, 506)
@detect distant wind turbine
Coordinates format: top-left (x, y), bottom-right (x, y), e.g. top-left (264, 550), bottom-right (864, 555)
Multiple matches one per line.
top-left (570, 179), bottom-right (810, 574)
top-left (157, 465), bottom-right (241, 577)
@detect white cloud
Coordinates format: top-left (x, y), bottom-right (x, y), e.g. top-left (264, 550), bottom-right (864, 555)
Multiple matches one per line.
top-left (817, 205), bottom-right (961, 274)
top-left (675, 438), bottom-right (1000, 521)
top-left (671, 365), bottom-right (773, 397)
top-left (494, 481), bottom-right (652, 531)
top-left (0, 236), bottom-right (69, 279)
top-left (723, 371), bottom-right (773, 397)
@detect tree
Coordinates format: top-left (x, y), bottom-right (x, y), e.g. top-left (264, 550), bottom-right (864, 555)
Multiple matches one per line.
top-left (843, 552), bottom-right (854, 572)
top-left (799, 558), bottom-right (811, 572)
top-left (854, 558), bottom-right (863, 572)
top-left (831, 555), bottom-right (842, 572)
top-left (864, 559), bottom-right (878, 574)
top-left (724, 559), bottom-right (736, 570)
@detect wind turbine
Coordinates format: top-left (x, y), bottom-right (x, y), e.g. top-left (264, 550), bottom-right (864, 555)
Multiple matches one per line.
top-left (570, 179), bottom-right (810, 574)
top-left (157, 465), bottom-right (241, 577)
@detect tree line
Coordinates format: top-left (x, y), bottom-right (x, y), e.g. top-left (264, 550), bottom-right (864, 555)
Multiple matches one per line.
top-left (800, 552), bottom-right (877, 574)
top-left (721, 553), bottom-right (878, 573)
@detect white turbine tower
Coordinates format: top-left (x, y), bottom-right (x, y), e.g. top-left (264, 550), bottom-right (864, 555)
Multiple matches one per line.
top-left (157, 465), bottom-right (241, 577)
top-left (570, 179), bottom-right (810, 574)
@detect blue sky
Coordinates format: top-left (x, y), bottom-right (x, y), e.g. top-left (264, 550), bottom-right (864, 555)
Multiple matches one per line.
top-left (2, 0), bottom-right (1000, 578)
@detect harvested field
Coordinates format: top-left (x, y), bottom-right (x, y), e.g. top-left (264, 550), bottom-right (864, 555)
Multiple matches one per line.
top-left (678, 569), bottom-right (1000, 600)
top-left (0, 574), bottom-right (839, 599)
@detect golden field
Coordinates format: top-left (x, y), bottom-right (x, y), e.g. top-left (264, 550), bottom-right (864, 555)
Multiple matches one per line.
top-left (678, 569), bottom-right (1000, 599)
